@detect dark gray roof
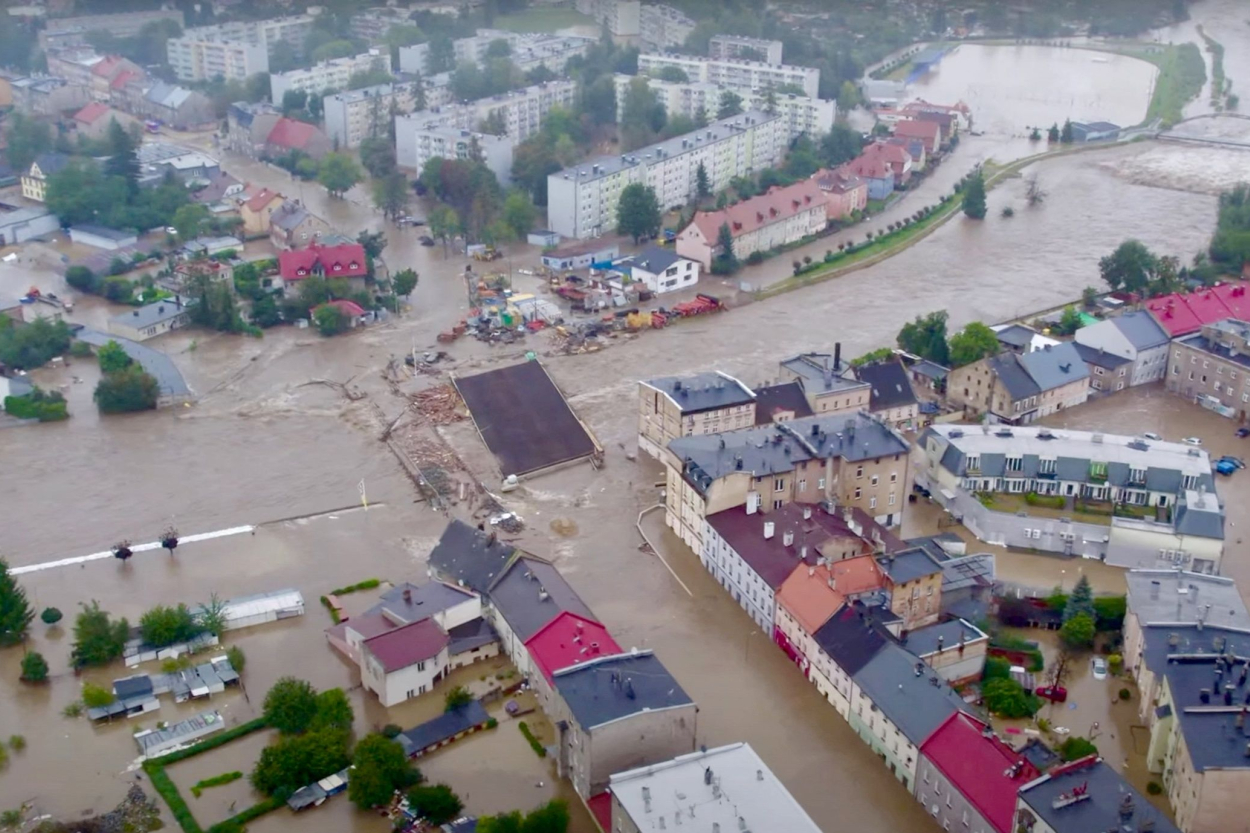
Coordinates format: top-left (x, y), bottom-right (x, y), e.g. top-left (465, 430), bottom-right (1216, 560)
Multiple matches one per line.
top-left (1017, 738), bottom-right (1060, 772)
top-left (910, 360), bottom-right (949, 380)
top-left (1073, 342), bottom-right (1132, 370)
top-left (1139, 624), bottom-right (1250, 678)
top-left (110, 300), bottom-right (189, 330)
top-left (428, 520), bottom-right (516, 593)
top-left (988, 353), bottom-right (1040, 401)
top-left (1018, 758), bottom-right (1179, 833)
top-left (114, 675), bottom-right (154, 700)
top-left (850, 642), bottom-right (966, 744)
top-left (812, 602), bottom-right (891, 675)
top-left (781, 353), bottom-right (869, 395)
top-left (994, 324), bottom-right (1037, 349)
top-left (73, 224), bottom-right (137, 241)
top-left (74, 327), bottom-right (191, 398)
top-left (856, 361), bottom-right (918, 412)
top-left (876, 547), bottom-right (942, 584)
top-left (446, 618), bottom-right (497, 654)
top-left (630, 244), bottom-right (681, 276)
top-left (643, 371), bottom-right (755, 415)
top-left (902, 618), bottom-right (983, 657)
top-left (1114, 311), bottom-right (1170, 351)
top-left (371, 581), bottom-right (476, 624)
top-left (1162, 655), bottom-right (1250, 771)
top-left (33, 152), bottom-right (70, 176)
top-left (552, 651), bottom-right (693, 730)
top-left (486, 555), bottom-right (594, 642)
top-left (400, 701), bottom-right (490, 752)
top-left (1018, 342), bottom-right (1090, 391)
top-left (1174, 490), bottom-right (1225, 539)
top-left (1125, 571), bottom-right (1250, 631)
top-left (752, 381), bottom-right (813, 424)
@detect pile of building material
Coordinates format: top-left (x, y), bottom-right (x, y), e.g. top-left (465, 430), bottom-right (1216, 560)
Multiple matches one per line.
top-left (411, 384), bottom-right (465, 425)
top-left (134, 710), bottom-right (225, 759)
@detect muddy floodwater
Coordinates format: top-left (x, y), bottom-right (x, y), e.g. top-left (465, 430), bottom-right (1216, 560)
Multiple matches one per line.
top-left (2, 2), bottom-right (1249, 829)
top-left (911, 44), bottom-right (1158, 135)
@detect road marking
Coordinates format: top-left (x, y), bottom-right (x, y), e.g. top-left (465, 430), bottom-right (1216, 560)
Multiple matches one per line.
top-left (11, 525), bottom-right (256, 576)
top-left (636, 505), bottom-right (693, 597)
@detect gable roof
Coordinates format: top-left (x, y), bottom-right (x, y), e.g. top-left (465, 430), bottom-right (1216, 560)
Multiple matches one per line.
top-left (31, 152), bottom-right (71, 178)
top-left (642, 371), bottom-right (755, 416)
top-left (1112, 310), bottom-right (1170, 351)
top-left (428, 519), bottom-right (517, 593)
top-left (244, 187), bottom-right (282, 213)
top-left (629, 244), bottom-right (681, 276)
top-left (812, 602), bottom-right (891, 675)
top-left (994, 323), bottom-right (1038, 349)
top-left (921, 713), bottom-right (1038, 833)
top-left (1017, 757), bottom-right (1179, 833)
top-left (400, 701), bottom-right (489, 753)
top-left (362, 617), bottom-right (449, 672)
top-left (777, 557), bottom-right (884, 636)
top-left (894, 118), bottom-right (940, 142)
top-left (525, 612), bottom-right (621, 682)
top-left (843, 153), bottom-right (892, 181)
top-left (1143, 284), bottom-right (1250, 337)
top-left (752, 381), bottom-right (814, 424)
top-left (1209, 281), bottom-right (1250, 319)
top-left (552, 651), bottom-right (693, 730)
top-left (74, 101), bottom-right (112, 125)
top-left (812, 166), bottom-right (864, 195)
top-left (856, 360), bottom-right (918, 412)
top-left (689, 179), bottom-right (827, 242)
top-left (706, 503), bottom-right (869, 591)
top-left (987, 353), bottom-right (1040, 400)
top-left (372, 581), bottom-right (476, 625)
top-left (851, 642), bottom-right (966, 743)
top-left (1073, 342), bottom-right (1133, 370)
top-left (266, 117), bottom-right (323, 150)
top-left (323, 299), bottom-right (366, 318)
top-left (487, 555), bottom-right (595, 643)
top-left (1017, 342), bottom-right (1090, 391)
top-left (278, 242), bottom-right (367, 281)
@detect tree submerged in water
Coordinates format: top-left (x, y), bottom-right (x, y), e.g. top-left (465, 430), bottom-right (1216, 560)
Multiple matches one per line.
top-left (160, 527), bottom-right (179, 555)
top-left (113, 540), bottom-right (133, 562)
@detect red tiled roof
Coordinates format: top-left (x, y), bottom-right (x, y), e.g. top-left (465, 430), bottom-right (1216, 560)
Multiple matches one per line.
top-left (91, 55), bottom-right (123, 77)
top-left (244, 187), bottom-right (282, 213)
top-left (894, 119), bottom-right (940, 142)
top-left (74, 102), bottom-right (111, 125)
top-left (777, 555), bottom-right (885, 637)
top-left (1144, 283), bottom-right (1250, 336)
top-left (362, 617), bottom-right (448, 672)
top-left (278, 242), bottom-right (368, 281)
top-left (111, 69), bottom-right (138, 90)
top-left (1210, 281), bottom-right (1250, 319)
top-left (864, 141), bottom-right (910, 166)
top-left (689, 179), bottom-right (828, 242)
top-left (266, 117), bottom-right (321, 150)
top-left (920, 712), bottom-right (1039, 833)
top-left (843, 154), bottom-right (892, 181)
top-left (525, 612), bottom-right (621, 683)
top-left (325, 299), bottom-right (366, 317)
top-left (812, 167), bottom-right (864, 194)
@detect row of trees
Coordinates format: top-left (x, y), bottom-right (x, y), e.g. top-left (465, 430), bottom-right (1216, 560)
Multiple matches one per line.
top-left (896, 310), bottom-right (1001, 368)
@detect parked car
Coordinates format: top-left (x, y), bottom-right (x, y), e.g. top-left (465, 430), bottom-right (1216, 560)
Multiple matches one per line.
top-left (419, 235), bottom-right (435, 246)
top-left (1183, 437), bottom-right (1203, 446)
top-left (1091, 657), bottom-right (1108, 679)
top-left (1143, 432), bottom-right (1162, 441)
top-left (1237, 427), bottom-right (1250, 438)
top-left (1216, 460), bottom-right (1237, 476)
top-left (1036, 685), bottom-right (1068, 703)
top-left (1221, 456), bottom-right (1246, 469)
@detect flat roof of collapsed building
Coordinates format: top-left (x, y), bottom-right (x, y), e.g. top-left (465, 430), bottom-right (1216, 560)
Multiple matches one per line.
top-left (453, 360), bottom-right (599, 477)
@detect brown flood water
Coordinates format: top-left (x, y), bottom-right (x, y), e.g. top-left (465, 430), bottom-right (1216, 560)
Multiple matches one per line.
top-left (2, 5), bottom-right (1249, 829)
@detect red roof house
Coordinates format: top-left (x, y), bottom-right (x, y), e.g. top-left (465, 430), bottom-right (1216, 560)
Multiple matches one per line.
top-left (918, 712), bottom-right (1039, 833)
top-left (362, 617), bottom-right (449, 674)
top-left (73, 102), bottom-right (111, 127)
top-left (278, 242), bottom-right (369, 284)
top-left (1210, 281), bottom-right (1250, 319)
top-left (893, 118), bottom-right (942, 154)
top-left (1144, 283), bottom-right (1249, 336)
top-left (525, 611), bottom-right (621, 683)
top-left (264, 117), bottom-right (331, 160)
top-left (676, 179), bottom-right (830, 268)
top-left (324, 299), bottom-right (366, 317)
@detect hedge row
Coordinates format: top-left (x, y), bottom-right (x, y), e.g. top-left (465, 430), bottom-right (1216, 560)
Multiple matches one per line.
top-left (205, 796), bottom-right (285, 833)
top-left (518, 721), bottom-right (546, 758)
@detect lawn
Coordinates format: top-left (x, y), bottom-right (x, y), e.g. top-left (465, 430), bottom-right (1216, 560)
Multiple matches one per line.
top-left (983, 492), bottom-right (1111, 527)
top-left (493, 8), bottom-right (595, 33)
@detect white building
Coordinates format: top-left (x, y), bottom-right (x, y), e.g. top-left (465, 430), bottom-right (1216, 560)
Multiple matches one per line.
top-left (399, 30), bottom-right (591, 77)
top-left (614, 73), bottom-right (835, 140)
top-left (1074, 310), bottom-right (1172, 389)
top-left (108, 300), bottom-right (191, 342)
top-left (394, 78), bottom-right (576, 161)
top-left (323, 82), bottom-right (419, 149)
top-left (407, 126), bottom-right (513, 183)
top-left (546, 109), bottom-right (784, 239)
top-left (575, 0), bottom-right (640, 37)
top-left (269, 49), bottom-right (391, 103)
top-left (639, 53), bottom-right (820, 98)
top-left (639, 4), bottom-right (696, 51)
top-left (621, 244), bottom-right (699, 294)
top-left (709, 35), bottom-right (785, 65)
top-left (168, 16), bottom-right (317, 81)
top-left (609, 743), bottom-right (822, 833)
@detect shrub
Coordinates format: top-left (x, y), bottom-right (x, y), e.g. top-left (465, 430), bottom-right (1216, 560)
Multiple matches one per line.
top-left (225, 645), bottom-right (246, 674)
top-left (382, 724), bottom-right (403, 739)
top-left (982, 656), bottom-right (1011, 681)
top-left (62, 702), bottom-right (83, 718)
top-left (485, 717), bottom-right (498, 729)
top-left (65, 265), bottom-right (97, 292)
top-left (1060, 613), bottom-right (1096, 648)
top-left (328, 579), bottom-right (381, 595)
top-left (19, 652), bottom-right (48, 683)
top-left (4, 387), bottom-right (68, 422)
top-left (72, 602), bottom-right (130, 669)
top-left (41, 607), bottom-right (62, 625)
top-left (982, 678), bottom-right (1039, 718)
top-left (251, 727), bottom-right (352, 796)
top-left (1147, 781), bottom-right (1163, 795)
top-left (190, 771), bottom-right (242, 798)
top-left (69, 340), bottom-right (93, 357)
top-left (745, 251), bottom-right (765, 265)
top-left (263, 677), bottom-right (318, 735)
top-left (1059, 736), bottom-right (1099, 761)
top-left (1, 809), bottom-right (22, 829)
top-left (518, 721), bottom-right (546, 757)
top-left (139, 603), bottom-right (204, 648)
top-left (1108, 653), bottom-right (1124, 675)
top-left (347, 733), bottom-right (419, 809)
top-left (444, 685), bottom-right (472, 713)
top-left (82, 682), bottom-right (116, 708)
top-left (1119, 688), bottom-right (1131, 701)
top-left (406, 784), bottom-right (463, 826)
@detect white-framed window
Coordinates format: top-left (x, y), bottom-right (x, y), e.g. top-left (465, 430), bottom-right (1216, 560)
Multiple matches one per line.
top-left (818, 477), bottom-right (826, 490)
top-left (889, 493), bottom-right (896, 505)
top-left (869, 496), bottom-right (877, 509)
top-left (854, 487), bottom-right (862, 499)
top-left (871, 475), bottom-right (879, 486)
top-left (890, 472), bottom-right (898, 483)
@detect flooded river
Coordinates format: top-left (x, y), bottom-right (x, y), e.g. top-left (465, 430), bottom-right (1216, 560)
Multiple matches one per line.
top-left (2, 2), bottom-right (1249, 829)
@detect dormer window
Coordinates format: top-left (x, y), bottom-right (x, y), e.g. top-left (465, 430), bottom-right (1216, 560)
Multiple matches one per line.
top-left (349, 261), bottom-right (359, 269)
top-left (333, 264), bottom-right (342, 271)
top-left (296, 268), bottom-right (307, 276)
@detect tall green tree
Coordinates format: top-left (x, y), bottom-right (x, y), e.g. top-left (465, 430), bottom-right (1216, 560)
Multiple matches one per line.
top-left (392, 268), bottom-right (419, 298)
top-left (502, 190), bottom-right (536, 239)
top-left (1060, 118), bottom-right (1075, 143)
top-left (359, 136), bottom-right (397, 178)
top-left (962, 169), bottom-right (987, 220)
top-left (1099, 240), bottom-right (1158, 294)
top-left (373, 171), bottom-right (411, 220)
top-left (4, 112), bottom-right (52, 172)
top-left (1065, 575), bottom-right (1096, 623)
top-left (97, 340), bottom-right (132, 374)
top-left (139, 604), bottom-right (203, 647)
top-left (819, 125), bottom-right (863, 167)
top-left (716, 90), bottom-right (744, 119)
top-left (94, 366), bottom-right (159, 413)
top-left (0, 559), bottom-right (33, 647)
top-left (695, 162), bottom-right (711, 199)
top-left (1047, 122), bottom-right (1060, 142)
top-left (428, 205), bottom-right (461, 255)
top-left (103, 120), bottom-right (140, 193)
top-left (948, 321), bottom-right (1000, 367)
top-left (620, 76), bottom-right (662, 151)
top-left (70, 601), bottom-right (129, 668)
top-left (20, 651), bottom-right (48, 682)
top-left (318, 152), bottom-right (363, 197)
top-left (172, 203), bottom-right (209, 241)
top-left (616, 183), bottom-right (661, 244)
top-left (712, 222), bottom-right (738, 274)
top-left (897, 311), bottom-right (951, 366)
top-left (407, 784), bottom-right (463, 826)
top-left (264, 677), bottom-right (319, 734)
top-left (348, 733), bottom-right (420, 809)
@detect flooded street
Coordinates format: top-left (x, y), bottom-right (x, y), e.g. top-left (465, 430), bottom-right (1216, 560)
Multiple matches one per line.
top-left (2, 1), bottom-right (1250, 829)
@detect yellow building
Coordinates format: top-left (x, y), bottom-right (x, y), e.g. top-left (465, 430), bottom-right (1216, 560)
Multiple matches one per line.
top-left (20, 153), bottom-right (71, 203)
top-left (637, 371), bottom-right (756, 460)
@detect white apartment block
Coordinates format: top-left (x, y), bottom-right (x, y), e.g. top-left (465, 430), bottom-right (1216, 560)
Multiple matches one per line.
top-left (546, 110), bottom-right (784, 239)
top-left (349, 7), bottom-right (417, 43)
top-left (270, 49), bottom-right (391, 103)
top-left (614, 73), bottom-right (835, 139)
top-left (323, 83), bottom-right (419, 149)
top-left (167, 36), bottom-right (268, 82)
top-left (408, 127), bottom-right (513, 184)
top-left (399, 30), bottom-right (591, 77)
top-left (639, 4), bottom-right (696, 51)
top-left (709, 35), bottom-right (785, 66)
top-left (576, 0), bottom-right (640, 36)
top-left (395, 78), bottom-right (577, 165)
top-left (639, 53), bottom-right (820, 98)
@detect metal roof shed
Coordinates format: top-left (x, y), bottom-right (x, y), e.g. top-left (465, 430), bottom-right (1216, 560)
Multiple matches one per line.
top-left (221, 588), bottom-right (305, 630)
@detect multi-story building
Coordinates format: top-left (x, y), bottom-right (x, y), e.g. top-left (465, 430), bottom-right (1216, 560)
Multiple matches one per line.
top-left (395, 79), bottom-right (577, 164)
top-left (350, 7), bottom-right (418, 43)
top-left (856, 360), bottom-right (921, 430)
top-left (5, 75), bottom-right (89, 117)
top-left (874, 547), bottom-right (943, 630)
top-left (775, 554), bottom-right (887, 675)
top-left (614, 73), bottom-right (836, 140)
top-left (1016, 756), bottom-right (1181, 833)
top-left (639, 4), bottom-right (696, 51)
top-left (663, 410), bottom-right (911, 553)
top-left (547, 110), bottom-right (784, 239)
top-left (916, 713), bottom-right (1039, 833)
top-left (609, 743), bottom-right (822, 833)
top-left (39, 9), bottom-right (184, 51)
top-left (167, 33), bottom-right (269, 82)
top-left (639, 53), bottom-right (820, 98)
top-left (548, 651), bottom-right (695, 798)
top-left (919, 424), bottom-right (1227, 573)
top-left (636, 371), bottom-right (756, 458)
top-left (708, 35), bottom-right (784, 66)
top-left (323, 83), bottom-right (419, 149)
top-left (399, 30), bottom-right (592, 76)
top-left (576, 0), bottom-right (640, 37)
top-left (1074, 310), bottom-right (1172, 391)
top-left (1145, 281), bottom-right (1250, 339)
top-left (21, 153), bottom-right (70, 203)
top-left (1167, 318), bottom-right (1250, 421)
top-left (405, 126), bottom-right (513, 184)
top-left (778, 347), bottom-right (873, 416)
top-left (270, 49), bottom-right (391, 103)
top-left (947, 342), bottom-right (1091, 425)
top-left (678, 179), bottom-right (830, 269)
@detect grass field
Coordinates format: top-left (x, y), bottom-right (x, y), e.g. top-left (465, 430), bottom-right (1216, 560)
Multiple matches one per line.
top-left (493, 8), bottom-right (595, 33)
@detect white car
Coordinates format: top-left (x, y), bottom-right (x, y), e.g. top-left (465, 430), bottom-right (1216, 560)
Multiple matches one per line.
top-left (1183, 437), bottom-right (1203, 446)
top-left (165, 226), bottom-right (178, 235)
top-left (1143, 432), bottom-right (1162, 441)
top-left (1091, 657), bottom-right (1108, 680)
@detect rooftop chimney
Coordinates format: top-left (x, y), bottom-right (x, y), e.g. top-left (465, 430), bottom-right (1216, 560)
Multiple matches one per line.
top-left (783, 530), bottom-right (794, 547)
top-left (402, 587), bottom-right (412, 603)
top-left (763, 521), bottom-right (775, 540)
top-left (834, 342), bottom-right (841, 371)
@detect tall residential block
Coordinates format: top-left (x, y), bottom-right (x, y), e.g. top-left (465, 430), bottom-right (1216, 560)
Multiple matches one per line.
top-left (270, 49), bottom-right (391, 103)
top-left (323, 83), bottom-right (419, 149)
top-left (639, 53), bottom-right (820, 98)
top-left (709, 35), bottom-right (785, 65)
top-left (575, 0), bottom-right (641, 36)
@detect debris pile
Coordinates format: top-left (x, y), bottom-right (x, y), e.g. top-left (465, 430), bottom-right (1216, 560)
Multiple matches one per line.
top-left (411, 385), bottom-right (464, 425)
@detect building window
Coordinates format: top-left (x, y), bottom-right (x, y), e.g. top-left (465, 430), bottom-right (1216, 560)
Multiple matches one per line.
top-left (889, 492), bottom-right (896, 505)
top-left (774, 478), bottom-right (785, 492)
top-left (870, 496), bottom-right (877, 509)
top-left (856, 466), bottom-right (864, 479)
top-left (818, 478), bottom-right (826, 490)
top-left (798, 479), bottom-right (807, 491)
top-left (871, 475), bottom-right (879, 486)
top-left (773, 499), bottom-right (783, 509)
top-left (890, 473), bottom-right (898, 483)
top-left (854, 487), bottom-right (862, 500)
